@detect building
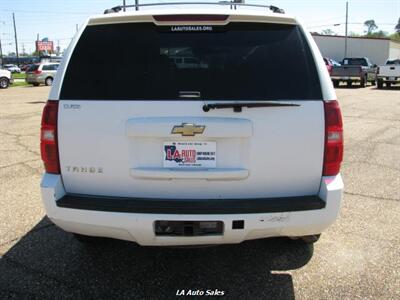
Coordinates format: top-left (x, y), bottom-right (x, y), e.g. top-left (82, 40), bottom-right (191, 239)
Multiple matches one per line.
top-left (312, 34), bottom-right (400, 65)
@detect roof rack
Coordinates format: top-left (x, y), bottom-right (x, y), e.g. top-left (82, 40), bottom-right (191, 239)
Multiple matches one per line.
top-left (104, 2), bottom-right (285, 15)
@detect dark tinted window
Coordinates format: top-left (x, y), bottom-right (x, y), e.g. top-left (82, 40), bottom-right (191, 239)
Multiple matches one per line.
top-left (42, 65), bottom-right (53, 71)
top-left (27, 64), bottom-right (39, 72)
top-left (386, 59), bottom-right (400, 65)
top-left (343, 58), bottom-right (368, 66)
top-left (61, 22), bottom-right (321, 100)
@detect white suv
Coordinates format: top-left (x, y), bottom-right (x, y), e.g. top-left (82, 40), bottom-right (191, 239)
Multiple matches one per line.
top-left (40, 3), bottom-right (344, 246)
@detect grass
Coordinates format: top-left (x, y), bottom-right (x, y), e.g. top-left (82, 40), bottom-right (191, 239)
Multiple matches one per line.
top-left (12, 72), bottom-right (26, 80)
top-left (11, 81), bottom-right (30, 87)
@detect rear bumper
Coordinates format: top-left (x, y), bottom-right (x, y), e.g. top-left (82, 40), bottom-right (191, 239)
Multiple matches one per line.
top-left (331, 76), bottom-right (360, 81)
top-left (25, 76), bottom-right (44, 84)
top-left (377, 76), bottom-right (400, 83)
top-left (57, 194), bottom-right (325, 214)
top-left (41, 174), bottom-right (343, 246)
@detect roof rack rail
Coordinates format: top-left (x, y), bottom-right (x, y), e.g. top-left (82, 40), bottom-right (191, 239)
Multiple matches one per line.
top-left (104, 2), bottom-right (285, 15)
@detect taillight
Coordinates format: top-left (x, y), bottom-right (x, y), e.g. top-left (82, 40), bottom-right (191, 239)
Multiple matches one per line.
top-left (34, 70), bottom-right (42, 75)
top-left (40, 100), bottom-right (60, 174)
top-left (323, 100), bottom-right (343, 176)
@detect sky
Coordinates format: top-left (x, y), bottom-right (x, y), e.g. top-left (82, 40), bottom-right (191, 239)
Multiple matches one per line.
top-left (0, 0), bottom-right (399, 55)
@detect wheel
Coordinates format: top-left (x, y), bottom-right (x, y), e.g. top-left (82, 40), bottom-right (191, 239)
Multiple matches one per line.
top-left (300, 234), bottom-right (321, 244)
top-left (32, 83), bottom-right (40, 87)
top-left (45, 77), bottom-right (53, 86)
top-left (333, 80), bottom-right (339, 88)
top-left (360, 76), bottom-right (366, 88)
top-left (0, 77), bottom-right (10, 89)
top-left (377, 80), bottom-right (383, 89)
top-left (73, 233), bottom-right (109, 245)
top-left (386, 83), bottom-right (392, 88)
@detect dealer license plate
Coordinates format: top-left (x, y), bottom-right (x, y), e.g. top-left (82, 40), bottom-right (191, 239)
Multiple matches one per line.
top-left (163, 141), bottom-right (216, 168)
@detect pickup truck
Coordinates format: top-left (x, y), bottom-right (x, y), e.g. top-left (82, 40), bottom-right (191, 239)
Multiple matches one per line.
top-left (0, 69), bottom-right (13, 89)
top-left (377, 59), bottom-right (400, 88)
top-left (40, 3), bottom-right (344, 247)
top-left (331, 57), bottom-right (377, 88)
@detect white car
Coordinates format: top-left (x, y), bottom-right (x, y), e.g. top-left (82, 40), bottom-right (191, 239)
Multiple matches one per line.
top-left (3, 64), bottom-right (21, 73)
top-left (40, 3), bottom-right (344, 247)
top-left (0, 69), bottom-right (13, 88)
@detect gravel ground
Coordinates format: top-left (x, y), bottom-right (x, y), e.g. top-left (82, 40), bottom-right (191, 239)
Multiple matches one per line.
top-left (0, 85), bottom-right (399, 299)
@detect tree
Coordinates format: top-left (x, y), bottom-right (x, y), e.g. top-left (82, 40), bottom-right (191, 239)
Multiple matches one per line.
top-left (321, 29), bottom-right (336, 35)
top-left (367, 30), bottom-right (388, 38)
top-left (364, 19), bottom-right (378, 35)
top-left (349, 31), bottom-right (361, 37)
top-left (395, 18), bottom-right (400, 33)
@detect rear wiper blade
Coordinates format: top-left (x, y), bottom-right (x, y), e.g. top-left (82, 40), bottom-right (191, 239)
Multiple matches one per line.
top-left (203, 102), bottom-right (300, 113)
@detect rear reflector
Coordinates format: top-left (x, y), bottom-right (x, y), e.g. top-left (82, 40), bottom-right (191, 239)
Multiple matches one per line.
top-left (40, 100), bottom-right (60, 174)
top-left (153, 15), bottom-right (229, 22)
top-left (323, 100), bottom-right (343, 176)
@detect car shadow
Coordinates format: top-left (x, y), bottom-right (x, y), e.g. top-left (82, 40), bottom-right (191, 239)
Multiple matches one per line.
top-left (335, 85), bottom-right (367, 89)
top-left (371, 86), bottom-right (400, 91)
top-left (0, 217), bottom-right (314, 299)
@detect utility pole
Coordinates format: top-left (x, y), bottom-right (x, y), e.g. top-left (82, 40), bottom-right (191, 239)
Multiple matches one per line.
top-left (135, 0), bottom-right (139, 11)
top-left (0, 36), bottom-right (3, 68)
top-left (13, 13), bottom-right (20, 66)
top-left (123, 0), bottom-right (126, 11)
top-left (344, 1), bottom-right (349, 58)
top-left (37, 33), bottom-right (40, 62)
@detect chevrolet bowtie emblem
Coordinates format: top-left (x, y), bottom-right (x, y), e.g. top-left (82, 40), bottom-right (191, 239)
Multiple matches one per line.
top-left (171, 123), bottom-right (205, 136)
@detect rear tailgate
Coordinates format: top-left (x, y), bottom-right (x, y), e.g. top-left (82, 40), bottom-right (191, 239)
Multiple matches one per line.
top-left (378, 65), bottom-right (400, 77)
top-left (57, 19), bottom-right (325, 200)
top-left (331, 66), bottom-right (361, 77)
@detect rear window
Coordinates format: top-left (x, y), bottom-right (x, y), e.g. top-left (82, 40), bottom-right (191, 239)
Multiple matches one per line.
top-left (386, 59), bottom-right (400, 65)
top-left (343, 58), bottom-right (368, 66)
top-left (27, 65), bottom-right (39, 72)
top-left (61, 22), bottom-right (321, 100)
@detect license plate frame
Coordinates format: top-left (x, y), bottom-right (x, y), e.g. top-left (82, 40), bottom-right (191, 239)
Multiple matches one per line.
top-left (163, 141), bottom-right (216, 168)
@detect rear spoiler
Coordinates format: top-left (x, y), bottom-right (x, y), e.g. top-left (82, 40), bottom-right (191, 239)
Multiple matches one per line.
top-left (104, 2), bottom-right (285, 15)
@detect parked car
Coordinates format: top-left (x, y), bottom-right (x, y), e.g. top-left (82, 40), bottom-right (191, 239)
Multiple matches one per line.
top-left (331, 57), bottom-right (376, 88)
top-left (3, 64), bottom-right (21, 73)
top-left (324, 58), bottom-right (334, 74)
top-left (25, 63), bottom-right (59, 86)
top-left (323, 58), bottom-right (341, 75)
top-left (0, 69), bottom-right (13, 88)
top-left (20, 64), bottom-right (31, 72)
top-left (377, 59), bottom-right (400, 89)
top-left (40, 3), bottom-right (344, 247)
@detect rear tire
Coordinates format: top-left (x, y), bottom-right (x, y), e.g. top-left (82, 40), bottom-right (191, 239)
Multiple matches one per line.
top-left (300, 234), bottom-right (321, 244)
top-left (360, 76), bottom-right (366, 88)
top-left (45, 77), bottom-right (53, 86)
top-left (377, 80), bottom-right (383, 89)
top-left (0, 77), bottom-right (10, 89)
top-left (333, 80), bottom-right (339, 88)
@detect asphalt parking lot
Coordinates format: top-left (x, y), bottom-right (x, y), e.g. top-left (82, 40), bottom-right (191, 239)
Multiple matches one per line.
top-left (0, 85), bottom-right (399, 299)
